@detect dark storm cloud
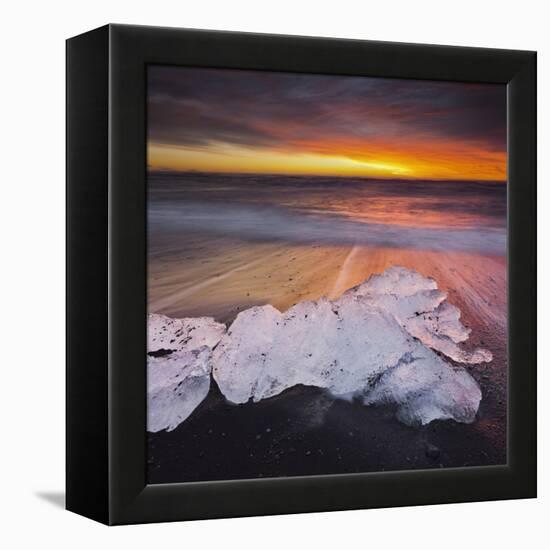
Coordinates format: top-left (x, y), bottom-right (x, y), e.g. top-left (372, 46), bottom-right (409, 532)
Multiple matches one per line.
top-left (147, 65), bottom-right (506, 152)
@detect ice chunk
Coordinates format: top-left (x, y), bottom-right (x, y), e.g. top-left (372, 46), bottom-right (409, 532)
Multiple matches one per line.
top-left (363, 347), bottom-right (482, 425)
top-left (212, 266), bottom-right (490, 426)
top-left (401, 301), bottom-right (493, 363)
top-left (345, 266), bottom-right (492, 363)
top-left (148, 347), bottom-right (212, 432)
top-left (211, 305), bottom-right (281, 404)
top-left (148, 313), bottom-right (226, 354)
top-left (350, 265), bottom-right (438, 297)
top-left (213, 299), bottom-right (416, 404)
top-left (147, 313), bottom-right (226, 432)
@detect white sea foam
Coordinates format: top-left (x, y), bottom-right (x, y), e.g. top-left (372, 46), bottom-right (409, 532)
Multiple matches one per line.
top-left (148, 267), bottom-right (490, 431)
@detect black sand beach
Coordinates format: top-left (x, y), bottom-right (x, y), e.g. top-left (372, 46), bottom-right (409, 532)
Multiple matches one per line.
top-left (148, 373), bottom-right (506, 483)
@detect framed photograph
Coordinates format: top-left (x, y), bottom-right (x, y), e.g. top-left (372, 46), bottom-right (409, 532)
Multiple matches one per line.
top-left (66, 24), bottom-right (536, 525)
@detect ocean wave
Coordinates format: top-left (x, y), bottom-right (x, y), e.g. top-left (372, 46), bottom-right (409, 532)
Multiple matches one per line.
top-left (149, 200), bottom-right (506, 254)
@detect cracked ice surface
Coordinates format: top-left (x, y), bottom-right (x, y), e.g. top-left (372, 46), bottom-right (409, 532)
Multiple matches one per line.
top-left (213, 267), bottom-right (488, 426)
top-left (147, 314), bottom-right (226, 432)
top-left (344, 268), bottom-right (493, 364)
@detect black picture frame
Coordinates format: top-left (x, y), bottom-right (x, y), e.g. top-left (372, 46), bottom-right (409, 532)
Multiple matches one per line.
top-left (66, 24), bottom-right (537, 525)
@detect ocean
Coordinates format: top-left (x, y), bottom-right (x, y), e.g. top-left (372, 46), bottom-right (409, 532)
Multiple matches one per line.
top-left (148, 171), bottom-right (506, 255)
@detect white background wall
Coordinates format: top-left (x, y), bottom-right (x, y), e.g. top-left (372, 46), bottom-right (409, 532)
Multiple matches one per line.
top-left (1, 0), bottom-right (546, 547)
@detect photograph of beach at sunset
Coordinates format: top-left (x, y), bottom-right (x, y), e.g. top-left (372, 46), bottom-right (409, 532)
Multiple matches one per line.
top-left (146, 66), bottom-right (507, 484)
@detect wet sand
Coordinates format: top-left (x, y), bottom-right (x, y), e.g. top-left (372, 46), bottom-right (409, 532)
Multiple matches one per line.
top-left (149, 237), bottom-right (506, 332)
top-left (148, 239), bottom-right (507, 482)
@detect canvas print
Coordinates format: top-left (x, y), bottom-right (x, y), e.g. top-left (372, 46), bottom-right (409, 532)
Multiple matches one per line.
top-left (146, 66), bottom-right (507, 484)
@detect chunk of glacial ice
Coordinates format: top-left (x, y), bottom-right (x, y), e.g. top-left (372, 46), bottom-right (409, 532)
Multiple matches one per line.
top-left (212, 300), bottom-right (417, 404)
top-left (147, 314), bottom-right (226, 432)
top-left (212, 266), bottom-right (490, 426)
top-left (362, 347), bottom-right (482, 425)
top-left (345, 266), bottom-right (493, 364)
top-left (148, 347), bottom-right (212, 432)
top-left (148, 313), bottom-right (226, 354)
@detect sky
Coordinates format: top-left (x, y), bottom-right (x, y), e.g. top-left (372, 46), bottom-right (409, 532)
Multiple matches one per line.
top-left (147, 66), bottom-right (506, 181)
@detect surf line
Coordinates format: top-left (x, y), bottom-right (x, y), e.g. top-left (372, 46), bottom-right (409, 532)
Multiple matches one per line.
top-left (329, 244), bottom-right (362, 299)
top-left (150, 253), bottom-right (278, 312)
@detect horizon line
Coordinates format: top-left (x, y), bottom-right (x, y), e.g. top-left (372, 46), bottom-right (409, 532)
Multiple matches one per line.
top-left (146, 167), bottom-right (507, 185)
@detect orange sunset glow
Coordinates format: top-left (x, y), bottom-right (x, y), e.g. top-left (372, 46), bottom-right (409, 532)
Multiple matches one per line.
top-left (148, 67), bottom-right (506, 181)
top-left (148, 140), bottom-right (505, 180)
